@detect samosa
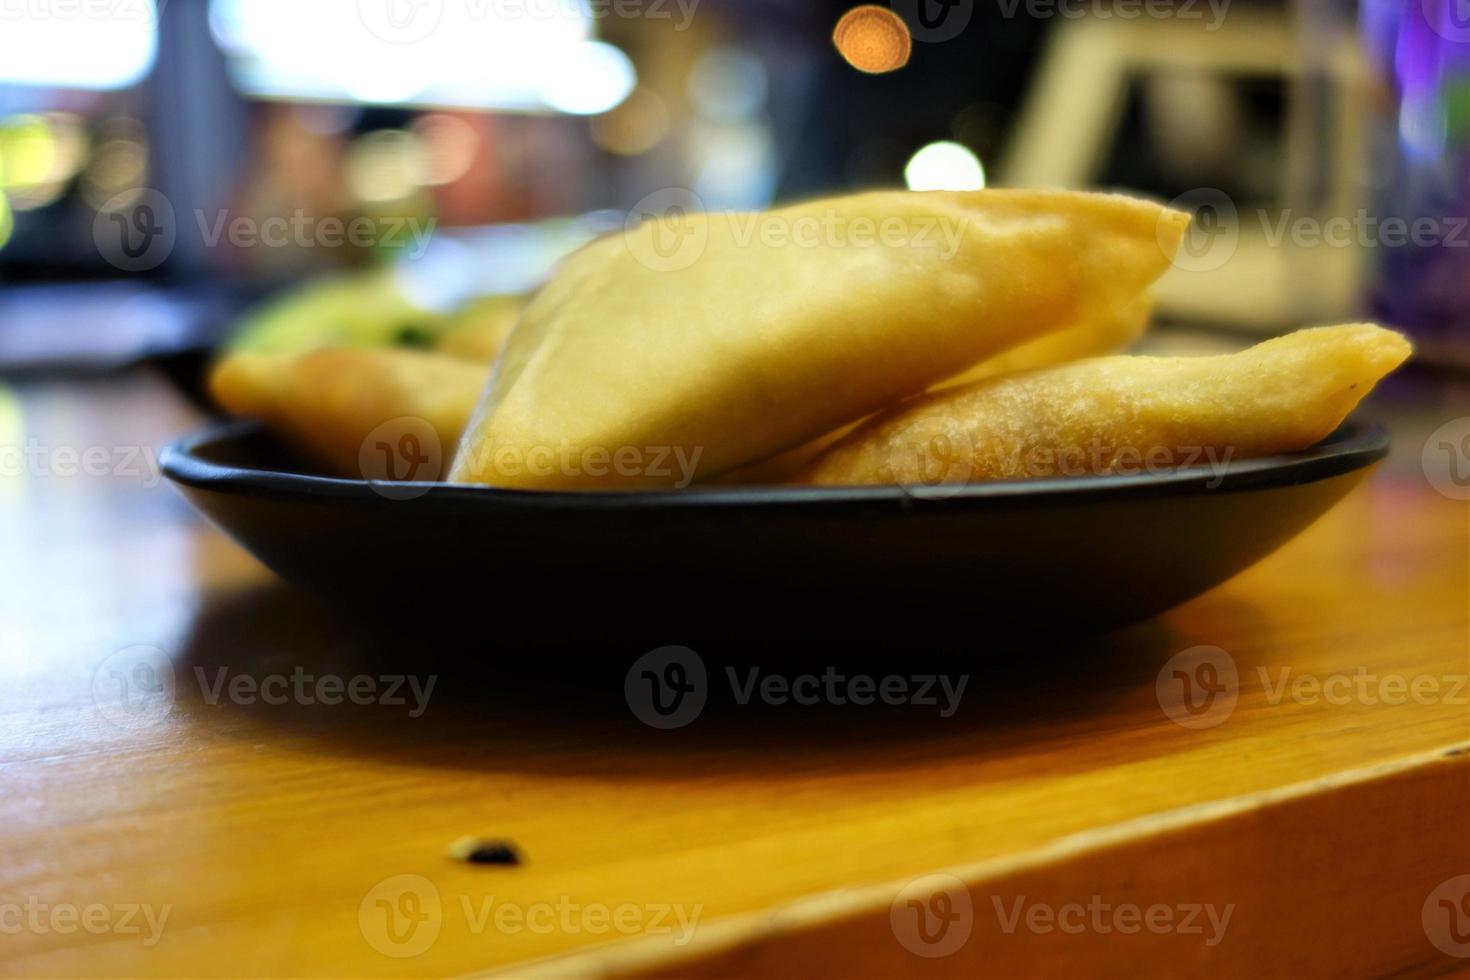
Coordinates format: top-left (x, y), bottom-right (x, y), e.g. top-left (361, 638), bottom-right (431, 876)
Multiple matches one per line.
top-left (800, 324), bottom-right (1412, 486)
top-left (210, 347), bottom-right (489, 480)
top-left (719, 294), bottom-right (1156, 484)
top-left (450, 189), bottom-right (1190, 489)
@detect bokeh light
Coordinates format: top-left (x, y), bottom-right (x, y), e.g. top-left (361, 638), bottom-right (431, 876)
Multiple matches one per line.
top-left (346, 130), bottom-right (428, 204)
top-left (904, 141), bottom-right (986, 191)
top-left (0, 1), bottom-right (157, 90)
top-left (210, 0), bottom-right (635, 115)
top-left (542, 42), bottom-right (637, 116)
top-left (833, 6), bottom-right (912, 74)
top-left (81, 119), bottom-right (149, 210)
top-left (0, 114), bottom-right (90, 211)
top-left (591, 88), bottom-right (672, 156)
top-left (411, 115), bottom-right (479, 186)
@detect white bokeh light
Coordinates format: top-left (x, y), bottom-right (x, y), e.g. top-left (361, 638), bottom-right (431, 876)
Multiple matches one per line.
top-left (0, 2), bottom-right (158, 90)
top-left (904, 141), bottom-right (986, 192)
top-left (209, 0), bottom-right (633, 114)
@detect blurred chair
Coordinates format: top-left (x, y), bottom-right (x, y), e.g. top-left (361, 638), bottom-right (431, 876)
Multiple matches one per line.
top-left (999, 7), bottom-right (1367, 330)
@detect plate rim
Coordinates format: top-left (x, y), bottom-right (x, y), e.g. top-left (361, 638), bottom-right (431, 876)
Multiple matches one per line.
top-left (159, 420), bottom-right (1390, 511)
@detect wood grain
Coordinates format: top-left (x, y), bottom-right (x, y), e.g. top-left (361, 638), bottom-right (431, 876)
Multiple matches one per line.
top-left (0, 369), bottom-right (1465, 978)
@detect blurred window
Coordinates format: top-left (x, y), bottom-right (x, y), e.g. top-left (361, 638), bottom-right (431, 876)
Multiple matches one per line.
top-left (0, 0), bottom-right (159, 89)
top-left (209, 0), bottom-right (633, 114)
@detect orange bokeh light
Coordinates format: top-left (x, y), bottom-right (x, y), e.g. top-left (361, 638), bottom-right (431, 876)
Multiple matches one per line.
top-left (832, 5), bottom-right (912, 74)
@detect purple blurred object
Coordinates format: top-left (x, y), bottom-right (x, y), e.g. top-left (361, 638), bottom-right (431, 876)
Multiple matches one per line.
top-left (1361, 0), bottom-right (1470, 360)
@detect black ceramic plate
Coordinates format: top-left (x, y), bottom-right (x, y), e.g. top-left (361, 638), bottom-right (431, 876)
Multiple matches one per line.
top-left (162, 421), bottom-right (1388, 635)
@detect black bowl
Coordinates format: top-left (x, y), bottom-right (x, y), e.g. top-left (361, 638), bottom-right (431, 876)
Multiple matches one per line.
top-left (161, 421), bottom-right (1387, 637)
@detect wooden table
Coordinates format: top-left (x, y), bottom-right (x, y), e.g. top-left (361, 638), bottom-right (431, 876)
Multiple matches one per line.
top-left (0, 367), bottom-right (1466, 978)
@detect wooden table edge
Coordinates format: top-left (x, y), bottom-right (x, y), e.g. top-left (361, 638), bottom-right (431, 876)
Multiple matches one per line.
top-left (489, 742), bottom-right (1470, 979)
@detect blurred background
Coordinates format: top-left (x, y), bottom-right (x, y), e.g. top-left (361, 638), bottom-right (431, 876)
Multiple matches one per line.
top-left (0, 0), bottom-right (1467, 375)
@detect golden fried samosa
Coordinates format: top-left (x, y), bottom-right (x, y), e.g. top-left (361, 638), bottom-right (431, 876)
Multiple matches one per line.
top-left (210, 347), bottom-right (488, 480)
top-left (942, 293), bottom-right (1153, 389)
top-left (450, 189), bottom-right (1190, 489)
top-left (718, 295), bottom-right (1156, 484)
top-left (801, 324), bottom-right (1412, 486)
